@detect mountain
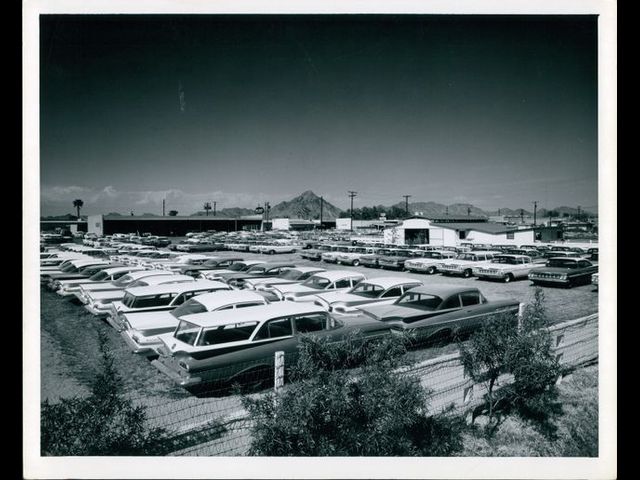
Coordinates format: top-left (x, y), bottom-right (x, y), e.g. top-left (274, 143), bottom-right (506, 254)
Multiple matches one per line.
top-left (269, 190), bottom-right (343, 220)
top-left (388, 201), bottom-right (488, 218)
top-left (486, 208), bottom-right (533, 216)
top-left (190, 207), bottom-right (255, 218)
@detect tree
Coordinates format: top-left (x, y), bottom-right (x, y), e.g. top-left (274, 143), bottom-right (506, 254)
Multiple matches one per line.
top-left (168, 210), bottom-right (179, 216)
top-left (72, 199), bottom-right (84, 220)
top-left (242, 332), bottom-right (465, 456)
top-left (41, 332), bottom-right (165, 455)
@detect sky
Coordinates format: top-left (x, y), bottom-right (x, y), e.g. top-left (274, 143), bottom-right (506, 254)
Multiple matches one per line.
top-left (40, 15), bottom-right (598, 216)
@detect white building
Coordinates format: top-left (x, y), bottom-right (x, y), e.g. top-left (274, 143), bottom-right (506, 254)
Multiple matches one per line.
top-left (383, 217), bottom-right (535, 247)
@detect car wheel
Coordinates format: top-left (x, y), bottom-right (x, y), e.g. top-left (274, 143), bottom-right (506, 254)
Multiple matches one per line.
top-left (427, 266), bottom-right (436, 275)
top-left (269, 250), bottom-right (276, 255)
top-left (352, 260), bottom-right (360, 266)
top-left (463, 269), bottom-right (472, 278)
top-left (504, 274), bottom-right (514, 283)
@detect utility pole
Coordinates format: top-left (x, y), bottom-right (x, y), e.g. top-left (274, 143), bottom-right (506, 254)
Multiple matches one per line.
top-left (520, 209), bottom-right (524, 223)
top-left (445, 206), bottom-right (449, 216)
top-left (402, 195), bottom-right (411, 217)
top-left (320, 196), bottom-right (324, 226)
top-left (467, 206), bottom-right (471, 216)
top-left (203, 202), bottom-right (212, 216)
top-left (162, 199), bottom-right (165, 216)
top-left (213, 201), bottom-right (217, 217)
top-left (348, 191), bottom-right (357, 232)
top-left (532, 201), bottom-right (538, 226)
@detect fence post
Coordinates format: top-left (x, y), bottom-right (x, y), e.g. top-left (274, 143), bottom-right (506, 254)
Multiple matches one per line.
top-left (517, 302), bottom-right (525, 330)
top-left (274, 351), bottom-right (285, 394)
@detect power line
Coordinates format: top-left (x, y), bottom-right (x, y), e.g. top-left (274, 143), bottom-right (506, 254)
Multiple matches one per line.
top-left (348, 191), bottom-right (357, 232)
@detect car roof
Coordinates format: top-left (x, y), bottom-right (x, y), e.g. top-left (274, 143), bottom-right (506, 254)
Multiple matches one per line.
top-left (121, 270), bottom-right (175, 280)
top-left (494, 254), bottom-right (531, 259)
top-left (287, 266), bottom-right (326, 273)
top-left (124, 279), bottom-right (228, 296)
top-left (359, 276), bottom-right (423, 289)
top-left (461, 250), bottom-right (503, 256)
top-left (404, 284), bottom-right (479, 298)
top-left (547, 256), bottom-right (587, 261)
top-left (251, 262), bottom-right (297, 268)
top-left (101, 266), bottom-right (145, 274)
top-left (191, 290), bottom-right (268, 310)
top-left (69, 259), bottom-right (110, 266)
top-left (310, 270), bottom-right (366, 281)
top-left (182, 302), bottom-right (328, 327)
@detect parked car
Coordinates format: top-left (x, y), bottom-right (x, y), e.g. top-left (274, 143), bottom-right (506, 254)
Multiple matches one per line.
top-left (258, 243), bottom-right (298, 255)
top-left (403, 250), bottom-right (457, 274)
top-left (221, 262), bottom-right (298, 289)
top-left (154, 254), bottom-right (214, 271)
top-left (300, 244), bottom-right (333, 261)
top-left (377, 249), bottom-right (417, 270)
top-left (311, 276), bottom-right (423, 314)
top-left (243, 266), bottom-right (327, 290)
top-left (198, 260), bottom-right (267, 281)
top-left (528, 257), bottom-right (598, 288)
top-left (106, 280), bottom-right (232, 330)
top-left (335, 246), bottom-right (375, 266)
top-left (439, 251), bottom-right (502, 278)
top-left (473, 254), bottom-right (538, 283)
top-left (259, 270), bottom-right (366, 302)
top-left (119, 290), bottom-right (270, 356)
top-left (46, 262), bottom-right (125, 290)
top-left (83, 274), bottom-right (196, 316)
top-left (151, 302), bottom-right (393, 390)
top-left (359, 248), bottom-right (394, 268)
top-left (591, 272), bottom-right (599, 290)
top-left (41, 259), bottom-right (112, 283)
top-left (54, 266), bottom-right (144, 296)
top-left (172, 257), bottom-right (245, 277)
top-left (75, 270), bottom-right (176, 302)
top-left (357, 285), bottom-right (520, 346)
top-left (321, 245), bottom-right (352, 263)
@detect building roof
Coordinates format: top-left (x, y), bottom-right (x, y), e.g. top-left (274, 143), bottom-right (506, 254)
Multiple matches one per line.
top-left (431, 222), bottom-right (534, 235)
top-left (407, 215), bottom-right (488, 222)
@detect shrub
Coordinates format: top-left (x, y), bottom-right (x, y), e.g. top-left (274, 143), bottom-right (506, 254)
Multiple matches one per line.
top-left (242, 333), bottom-right (466, 456)
top-left (41, 332), bottom-right (165, 456)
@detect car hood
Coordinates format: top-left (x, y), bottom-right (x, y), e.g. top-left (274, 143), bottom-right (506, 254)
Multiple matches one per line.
top-left (273, 284), bottom-right (319, 295)
top-left (358, 303), bottom-right (422, 321)
top-left (81, 282), bottom-right (121, 292)
top-left (314, 291), bottom-right (364, 304)
top-left (124, 310), bottom-right (178, 331)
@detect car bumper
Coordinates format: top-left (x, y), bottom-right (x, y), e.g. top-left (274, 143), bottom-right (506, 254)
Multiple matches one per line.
top-left (151, 358), bottom-right (202, 387)
top-left (56, 288), bottom-right (79, 296)
top-left (475, 272), bottom-right (507, 280)
top-left (120, 331), bottom-right (159, 356)
top-left (529, 277), bottom-right (570, 286)
top-left (84, 304), bottom-right (111, 316)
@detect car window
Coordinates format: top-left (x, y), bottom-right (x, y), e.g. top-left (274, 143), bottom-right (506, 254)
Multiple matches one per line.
top-left (127, 293), bottom-right (175, 309)
top-left (578, 261), bottom-right (590, 268)
top-left (295, 314), bottom-right (327, 334)
top-left (440, 295), bottom-right (461, 310)
top-left (334, 279), bottom-right (351, 289)
top-left (172, 299), bottom-right (207, 317)
top-left (401, 284), bottom-right (422, 294)
top-left (396, 292), bottom-right (442, 310)
top-left (236, 302), bottom-right (265, 309)
top-left (460, 291), bottom-right (481, 307)
top-left (351, 283), bottom-right (384, 298)
top-left (253, 317), bottom-right (293, 340)
top-left (217, 305), bottom-right (235, 311)
top-left (198, 321), bottom-right (259, 346)
top-left (381, 286), bottom-right (403, 298)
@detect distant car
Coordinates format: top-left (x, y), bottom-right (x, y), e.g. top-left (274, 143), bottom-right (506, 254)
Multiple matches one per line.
top-left (119, 290), bottom-right (270, 356)
top-left (439, 251), bottom-right (501, 278)
top-left (474, 255), bottom-right (538, 283)
top-left (258, 244), bottom-right (298, 255)
top-left (311, 276), bottom-right (423, 314)
top-left (528, 257), bottom-right (598, 288)
top-left (259, 270), bottom-right (366, 302)
top-left (198, 260), bottom-right (267, 281)
top-left (217, 262), bottom-right (298, 289)
top-left (335, 246), bottom-right (375, 266)
top-left (75, 269), bottom-right (176, 303)
top-left (55, 266), bottom-right (145, 296)
top-left (591, 272), bottom-right (599, 290)
top-left (173, 257), bottom-right (245, 277)
top-left (151, 302), bottom-right (393, 390)
top-left (41, 259), bottom-right (112, 284)
top-left (359, 248), bottom-right (394, 268)
top-left (46, 262), bottom-right (125, 290)
top-left (403, 250), bottom-right (457, 274)
top-left (356, 285), bottom-right (521, 346)
top-left (300, 244), bottom-right (333, 261)
top-left (243, 266), bottom-right (327, 290)
top-left (154, 255), bottom-right (213, 271)
top-left (377, 249), bottom-right (418, 270)
top-left (321, 245), bottom-right (352, 263)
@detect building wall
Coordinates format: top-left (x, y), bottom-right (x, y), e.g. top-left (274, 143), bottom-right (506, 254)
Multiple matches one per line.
top-left (271, 218), bottom-right (290, 230)
top-left (465, 229), bottom-right (534, 245)
top-left (87, 215), bottom-right (104, 236)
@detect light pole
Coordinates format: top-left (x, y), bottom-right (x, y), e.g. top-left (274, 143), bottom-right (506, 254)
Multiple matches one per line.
top-left (348, 191), bottom-right (357, 232)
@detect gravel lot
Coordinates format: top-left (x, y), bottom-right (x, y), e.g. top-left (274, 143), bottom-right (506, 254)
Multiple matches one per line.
top-left (40, 249), bottom-right (599, 413)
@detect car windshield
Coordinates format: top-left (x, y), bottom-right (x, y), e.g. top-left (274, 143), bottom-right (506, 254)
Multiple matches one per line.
top-left (302, 276), bottom-right (332, 290)
top-left (89, 271), bottom-right (109, 281)
top-left (203, 259), bottom-right (221, 267)
top-left (456, 254), bottom-right (478, 261)
top-left (247, 265), bottom-right (267, 274)
top-left (172, 299), bottom-right (208, 318)
top-left (350, 283), bottom-right (385, 298)
top-left (174, 320), bottom-right (202, 345)
top-left (277, 269), bottom-right (302, 280)
top-left (396, 292), bottom-right (443, 310)
top-left (128, 280), bottom-right (149, 288)
top-left (492, 256), bottom-right (519, 265)
top-left (547, 259), bottom-right (579, 268)
top-left (60, 263), bottom-right (78, 272)
top-left (228, 263), bottom-right (249, 271)
top-left (123, 293), bottom-right (174, 309)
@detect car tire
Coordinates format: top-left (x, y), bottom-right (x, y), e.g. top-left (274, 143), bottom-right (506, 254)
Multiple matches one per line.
top-left (269, 250), bottom-right (276, 255)
top-left (463, 269), bottom-right (472, 278)
top-left (352, 260), bottom-right (360, 266)
top-left (427, 266), bottom-right (436, 275)
top-left (504, 274), bottom-right (514, 283)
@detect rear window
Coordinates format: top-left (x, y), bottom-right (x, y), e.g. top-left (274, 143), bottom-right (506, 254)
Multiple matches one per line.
top-left (396, 292), bottom-right (442, 310)
top-left (172, 299), bottom-right (208, 318)
top-left (124, 293), bottom-right (175, 309)
top-left (460, 291), bottom-right (482, 306)
top-left (295, 313), bottom-right (328, 334)
top-left (253, 318), bottom-right (293, 340)
top-left (198, 321), bottom-right (259, 346)
top-left (174, 320), bottom-right (202, 345)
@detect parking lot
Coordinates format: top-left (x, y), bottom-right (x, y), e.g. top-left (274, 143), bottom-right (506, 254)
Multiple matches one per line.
top-left (41, 247), bottom-right (598, 407)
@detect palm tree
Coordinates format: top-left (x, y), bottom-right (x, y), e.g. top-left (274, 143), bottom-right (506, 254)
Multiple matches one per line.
top-left (73, 199), bottom-right (84, 220)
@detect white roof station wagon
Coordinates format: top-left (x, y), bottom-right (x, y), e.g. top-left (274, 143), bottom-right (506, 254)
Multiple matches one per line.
top-left (259, 270), bottom-right (366, 302)
top-left (55, 266), bottom-right (145, 296)
top-left (335, 246), bottom-right (376, 266)
top-left (83, 274), bottom-right (196, 316)
top-left (403, 250), bottom-right (458, 274)
top-left (106, 279), bottom-right (232, 330)
top-left (474, 254), bottom-right (537, 283)
top-left (119, 290), bottom-right (270, 356)
top-left (311, 276), bottom-right (423, 314)
top-left (439, 251), bottom-right (502, 278)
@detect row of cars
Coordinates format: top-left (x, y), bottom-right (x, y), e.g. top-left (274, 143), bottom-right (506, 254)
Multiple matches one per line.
top-left (301, 243), bottom-right (599, 288)
top-left (41, 245), bottom-right (522, 392)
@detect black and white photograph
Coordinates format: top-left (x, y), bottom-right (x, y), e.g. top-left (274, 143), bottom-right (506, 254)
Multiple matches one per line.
top-left (23, 0), bottom-right (616, 478)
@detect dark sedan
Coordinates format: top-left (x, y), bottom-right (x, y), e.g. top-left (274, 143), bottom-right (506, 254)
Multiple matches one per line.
top-left (175, 257), bottom-right (245, 277)
top-left (355, 285), bottom-right (521, 346)
top-left (218, 262), bottom-right (297, 288)
top-left (528, 257), bottom-right (598, 288)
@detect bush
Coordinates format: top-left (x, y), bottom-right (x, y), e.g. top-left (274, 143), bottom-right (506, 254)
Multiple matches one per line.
top-left (41, 332), bottom-right (165, 456)
top-left (242, 333), bottom-right (466, 456)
